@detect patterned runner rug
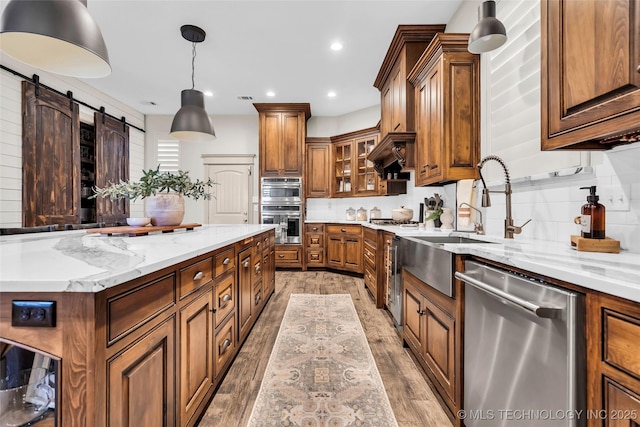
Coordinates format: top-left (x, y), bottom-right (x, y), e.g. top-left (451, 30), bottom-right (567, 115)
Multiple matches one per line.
top-left (247, 293), bottom-right (398, 427)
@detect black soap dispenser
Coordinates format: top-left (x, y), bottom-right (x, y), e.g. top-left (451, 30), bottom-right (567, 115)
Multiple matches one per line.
top-left (579, 186), bottom-right (606, 239)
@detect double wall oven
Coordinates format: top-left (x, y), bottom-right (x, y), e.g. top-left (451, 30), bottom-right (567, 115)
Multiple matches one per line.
top-left (260, 177), bottom-right (302, 244)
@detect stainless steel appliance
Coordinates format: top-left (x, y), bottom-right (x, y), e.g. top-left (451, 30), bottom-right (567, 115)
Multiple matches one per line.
top-left (260, 204), bottom-right (301, 244)
top-left (260, 178), bottom-right (302, 244)
top-left (260, 177), bottom-right (302, 204)
top-left (456, 260), bottom-right (585, 427)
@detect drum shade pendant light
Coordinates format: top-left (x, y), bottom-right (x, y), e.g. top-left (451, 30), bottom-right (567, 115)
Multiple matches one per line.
top-left (170, 25), bottom-right (215, 142)
top-left (468, 0), bottom-right (507, 54)
top-left (0, 0), bottom-right (111, 78)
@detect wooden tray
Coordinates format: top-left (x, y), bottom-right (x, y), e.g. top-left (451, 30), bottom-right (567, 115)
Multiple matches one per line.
top-left (87, 223), bottom-right (201, 237)
top-left (570, 235), bottom-right (620, 253)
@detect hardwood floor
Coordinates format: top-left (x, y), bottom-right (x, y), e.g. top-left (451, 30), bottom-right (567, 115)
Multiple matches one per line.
top-left (197, 270), bottom-right (452, 427)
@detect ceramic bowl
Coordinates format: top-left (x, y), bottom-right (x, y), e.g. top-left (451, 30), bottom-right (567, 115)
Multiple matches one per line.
top-left (126, 217), bottom-right (151, 227)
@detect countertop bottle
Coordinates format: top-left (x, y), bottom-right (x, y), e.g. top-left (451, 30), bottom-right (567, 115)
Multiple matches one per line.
top-left (580, 186), bottom-right (605, 239)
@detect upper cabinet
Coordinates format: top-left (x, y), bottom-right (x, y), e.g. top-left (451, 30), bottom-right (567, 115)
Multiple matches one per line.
top-left (305, 137), bottom-right (331, 198)
top-left (368, 25), bottom-right (445, 173)
top-left (542, 0), bottom-right (640, 149)
top-left (254, 103), bottom-right (311, 177)
top-left (408, 33), bottom-right (480, 186)
top-left (330, 127), bottom-right (382, 198)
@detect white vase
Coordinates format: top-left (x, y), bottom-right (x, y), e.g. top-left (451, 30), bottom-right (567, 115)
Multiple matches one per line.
top-left (440, 207), bottom-right (454, 229)
top-left (145, 193), bottom-right (185, 226)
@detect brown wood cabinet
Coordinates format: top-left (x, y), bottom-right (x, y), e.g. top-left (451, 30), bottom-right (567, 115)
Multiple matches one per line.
top-left (541, 0), bottom-right (640, 150)
top-left (0, 230), bottom-right (275, 427)
top-left (587, 292), bottom-right (640, 427)
top-left (402, 265), bottom-right (463, 423)
top-left (330, 127), bottom-right (380, 198)
top-left (22, 82), bottom-right (130, 227)
top-left (275, 244), bottom-right (302, 268)
top-left (363, 227), bottom-right (384, 308)
top-left (255, 103), bottom-right (310, 177)
top-left (371, 25), bottom-right (444, 173)
top-left (305, 138), bottom-right (331, 198)
top-left (326, 224), bottom-right (363, 273)
top-left (408, 33), bottom-right (480, 186)
top-left (305, 223), bottom-right (325, 267)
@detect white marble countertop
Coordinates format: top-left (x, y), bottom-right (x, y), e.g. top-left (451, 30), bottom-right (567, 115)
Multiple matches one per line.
top-left (0, 224), bottom-right (275, 293)
top-left (307, 220), bottom-right (640, 303)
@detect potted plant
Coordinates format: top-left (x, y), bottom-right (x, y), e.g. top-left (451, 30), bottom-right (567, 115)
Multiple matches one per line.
top-left (92, 166), bottom-right (215, 226)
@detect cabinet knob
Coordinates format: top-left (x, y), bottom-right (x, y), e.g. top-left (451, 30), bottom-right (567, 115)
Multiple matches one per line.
top-left (341, 228), bottom-right (346, 232)
top-left (243, 261), bottom-right (250, 268)
top-left (255, 265), bottom-right (262, 274)
top-left (222, 257), bottom-right (230, 265)
top-left (220, 338), bottom-right (232, 355)
top-left (209, 307), bottom-right (217, 313)
top-left (417, 309), bottom-right (425, 316)
top-left (637, 65), bottom-right (640, 73)
top-left (193, 271), bottom-right (206, 281)
top-left (220, 293), bottom-right (232, 308)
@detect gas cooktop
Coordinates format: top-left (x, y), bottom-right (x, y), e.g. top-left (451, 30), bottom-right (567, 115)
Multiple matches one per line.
top-left (369, 218), bottom-right (419, 227)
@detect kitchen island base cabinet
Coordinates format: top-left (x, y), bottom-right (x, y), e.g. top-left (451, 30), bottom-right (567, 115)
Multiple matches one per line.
top-left (108, 316), bottom-right (176, 427)
top-left (402, 267), bottom-right (463, 426)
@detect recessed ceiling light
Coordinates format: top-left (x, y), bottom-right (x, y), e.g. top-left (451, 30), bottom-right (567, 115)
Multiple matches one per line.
top-left (330, 42), bottom-right (343, 51)
top-left (266, 91), bottom-right (275, 97)
top-left (203, 91), bottom-right (213, 97)
top-left (327, 91), bottom-right (337, 98)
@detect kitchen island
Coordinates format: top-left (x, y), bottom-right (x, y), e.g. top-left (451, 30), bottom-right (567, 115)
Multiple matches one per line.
top-left (0, 224), bottom-right (276, 427)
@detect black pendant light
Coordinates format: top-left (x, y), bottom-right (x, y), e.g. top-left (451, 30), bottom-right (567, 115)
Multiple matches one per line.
top-left (0, 0), bottom-right (111, 78)
top-left (170, 25), bottom-right (215, 142)
top-left (468, 0), bottom-right (507, 54)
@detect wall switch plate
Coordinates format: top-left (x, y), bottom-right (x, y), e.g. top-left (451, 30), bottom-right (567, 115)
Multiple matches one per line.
top-left (599, 185), bottom-right (630, 212)
top-left (11, 301), bottom-right (56, 327)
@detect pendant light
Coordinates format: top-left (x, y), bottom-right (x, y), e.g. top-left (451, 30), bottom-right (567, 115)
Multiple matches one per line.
top-left (468, 0), bottom-right (507, 54)
top-left (170, 25), bottom-right (215, 142)
top-left (0, 0), bottom-right (110, 78)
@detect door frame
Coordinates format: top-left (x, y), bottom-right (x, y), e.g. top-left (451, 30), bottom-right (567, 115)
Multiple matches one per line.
top-left (202, 154), bottom-right (256, 224)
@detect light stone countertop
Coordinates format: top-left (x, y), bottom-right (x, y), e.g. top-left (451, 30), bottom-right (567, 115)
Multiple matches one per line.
top-left (0, 224), bottom-right (275, 293)
top-left (307, 220), bottom-right (640, 303)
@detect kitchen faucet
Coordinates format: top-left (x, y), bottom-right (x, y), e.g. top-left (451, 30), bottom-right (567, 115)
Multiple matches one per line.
top-left (458, 202), bottom-right (484, 235)
top-left (477, 155), bottom-right (531, 238)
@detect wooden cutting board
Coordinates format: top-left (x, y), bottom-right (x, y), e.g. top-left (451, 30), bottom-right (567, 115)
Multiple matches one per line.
top-left (86, 223), bottom-right (202, 237)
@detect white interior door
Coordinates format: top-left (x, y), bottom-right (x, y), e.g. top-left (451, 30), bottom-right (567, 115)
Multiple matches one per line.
top-left (205, 163), bottom-right (252, 224)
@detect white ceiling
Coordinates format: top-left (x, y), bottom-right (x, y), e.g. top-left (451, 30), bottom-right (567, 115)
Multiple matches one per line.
top-left (4, 1), bottom-right (465, 117)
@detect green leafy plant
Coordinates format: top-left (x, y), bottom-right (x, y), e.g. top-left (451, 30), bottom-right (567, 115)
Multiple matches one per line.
top-left (92, 166), bottom-right (215, 201)
top-left (425, 206), bottom-right (443, 221)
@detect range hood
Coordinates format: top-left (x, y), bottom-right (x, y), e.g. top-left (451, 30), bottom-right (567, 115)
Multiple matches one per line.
top-left (367, 131), bottom-right (415, 178)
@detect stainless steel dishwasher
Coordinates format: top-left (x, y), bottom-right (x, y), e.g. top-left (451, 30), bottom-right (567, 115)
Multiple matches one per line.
top-left (455, 260), bottom-right (585, 427)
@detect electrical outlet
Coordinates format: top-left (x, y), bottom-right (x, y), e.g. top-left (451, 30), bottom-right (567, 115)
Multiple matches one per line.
top-left (11, 301), bottom-right (56, 327)
top-left (599, 185), bottom-right (630, 212)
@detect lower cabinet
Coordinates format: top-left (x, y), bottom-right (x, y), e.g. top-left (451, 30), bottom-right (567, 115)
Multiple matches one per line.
top-left (587, 292), bottom-right (640, 427)
top-left (107, 316), bottom-right (176, 427)
top-left (305, 223), bottom-right (325, 267)
top-left (179, 288), bottom-right (214, 425)
top-left (275, 244), bottom-right (302, 268)
top-left (403, 267), bottom-right (462, 423)
top-left (326, 224), bottom-right (363, 273)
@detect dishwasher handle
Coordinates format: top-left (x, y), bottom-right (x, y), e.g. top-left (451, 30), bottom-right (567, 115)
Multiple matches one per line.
top-left (455, 271), bottom-right (564, 319)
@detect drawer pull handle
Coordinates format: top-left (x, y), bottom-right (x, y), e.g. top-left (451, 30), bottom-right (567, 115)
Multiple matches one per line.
top-left (257, 241), bottom-right (261, 247)
top-left (255, 294), bottom-right (261, 305)
top-left (255, 266), bottom-right (262, 274)
top-left (341, 228), bottom-right (346, 232)
top-left (279, 254), bottom-right (285, 258)
top-left (220, 338), bottom-right (232, 354)
top-left (312, 227), bottom-right (318, 231)
top-left (243, 261), bottom-right (250, 268)
top-left (222, 257), bottom-right (230, 265)
top-left (219, 293), bottom-right (232, 309)
top-left (193, 271), bottom-right (206, 281)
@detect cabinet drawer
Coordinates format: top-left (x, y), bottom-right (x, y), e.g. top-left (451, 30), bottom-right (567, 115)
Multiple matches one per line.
top-left (253, 234), bottom-right (265, 255)
top-left (276, 248), bottom-right (300, 262)
top-left (363, 245), bottom-right (376, 267)
top-left (364, 267), bottom-right (376, 294)
top-left (306, 224), bottom-right (325, 234)
top-left (363, 227), bottom-right (377, 248)
top-left (214, 317), bottom-right (235, 376)
top-left (307, 234), bottom-right (324, 247)
top-left (306, 250), bottom-right (324, 266)
top-left (214, 273), bottom-right (235, 329)
top-left (214, 247), bottom-right (235, 278)
top-left (252, 256), bottom-right (263, 284)
top-left (327, 224), bottom-right (361, 235)
top-left (179, 257), bottom-right (213, 299)
top-left (254, 285), bottom-right (263, 308)
top-left (604, 309), bottom-right (640, 379)
top-left (107, 274), bottom-right (176, 345)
